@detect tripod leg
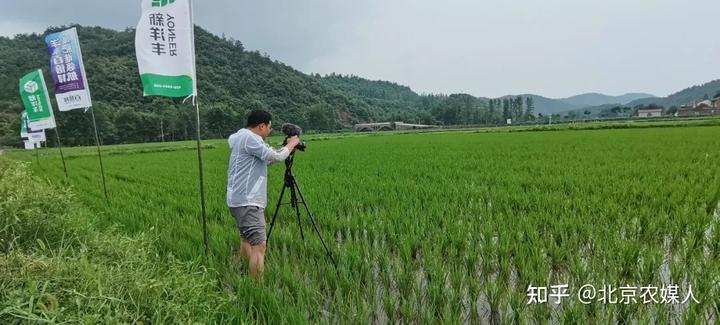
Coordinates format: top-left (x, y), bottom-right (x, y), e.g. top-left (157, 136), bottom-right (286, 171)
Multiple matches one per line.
top-left (289, 185), bottom-right (305, 241)
top-left (294, 182), bottom-right (338, 270)
top-left (267, 184), bottom-right (287, 245)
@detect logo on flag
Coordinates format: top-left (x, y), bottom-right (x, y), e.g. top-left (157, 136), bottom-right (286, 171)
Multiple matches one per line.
top-left (24, 81), bottom-right (39, 93)
top-left (152, 0), bottom-right (175, 7)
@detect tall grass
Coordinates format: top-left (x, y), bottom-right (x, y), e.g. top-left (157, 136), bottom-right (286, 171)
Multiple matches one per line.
top-left (1, 159), bottom-right (261, 323)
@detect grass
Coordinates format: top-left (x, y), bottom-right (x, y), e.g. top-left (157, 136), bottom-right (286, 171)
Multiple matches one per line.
top-left (2, 120), bottom-right (720, 323)
top-left (0, 159), bottom-right (251, 323)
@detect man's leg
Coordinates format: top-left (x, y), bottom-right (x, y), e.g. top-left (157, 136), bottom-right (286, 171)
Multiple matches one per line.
top-left (249, 240), bottom-right (266, 279)
top-left (239, 239), bottom-right (252, 260)
top-left (230, 207), bottom-right (252, 264)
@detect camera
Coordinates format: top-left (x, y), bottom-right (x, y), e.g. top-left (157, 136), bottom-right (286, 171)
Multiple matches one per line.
top-left (281, 123), bottom-right (306, 151)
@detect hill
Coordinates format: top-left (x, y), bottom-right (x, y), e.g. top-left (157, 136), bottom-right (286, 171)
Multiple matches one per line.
top-left (317, 74), bottom-right (424, 123)
top-left (1, 24), bottom-right (717, 148)
top-left (626, 79), bottom-right (720, 108)
top-left (559, 92), bottom-right (656, 107)
top-left (0, 25), bottom-right (385, 146)
top-left (0, 25), bottom-right (507, 147)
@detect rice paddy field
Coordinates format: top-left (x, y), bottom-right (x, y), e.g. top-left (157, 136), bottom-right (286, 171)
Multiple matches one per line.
top-left (3, 120), bottom-right (720, 323)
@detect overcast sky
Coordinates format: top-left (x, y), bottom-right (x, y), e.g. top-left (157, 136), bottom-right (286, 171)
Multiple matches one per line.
top-left (1, 0), bottom-right (718, 98)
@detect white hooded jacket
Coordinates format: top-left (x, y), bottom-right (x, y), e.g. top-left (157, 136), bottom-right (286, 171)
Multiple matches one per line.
top-left (226, 128), bottom-right (289, 208)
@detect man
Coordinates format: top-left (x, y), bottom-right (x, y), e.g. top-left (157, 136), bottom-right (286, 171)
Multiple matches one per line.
top-left (227, 110), bottom-right (300, 279)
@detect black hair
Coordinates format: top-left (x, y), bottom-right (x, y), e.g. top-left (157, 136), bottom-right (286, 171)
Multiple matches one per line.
top-left (247, 110), bottom-right (272, 127)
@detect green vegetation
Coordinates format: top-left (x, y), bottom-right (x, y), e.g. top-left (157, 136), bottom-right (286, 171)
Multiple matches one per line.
top-left (3, 122), bottom-right (719, 323)
top-left (2, 24), bottom-right (719, 150)
top-left (0, 25), bottom-right (520, 148)
top-left (0, 25), bottom-right (379, 147)
top-left (5, 25), bottom-right (695, 149)
top-left (0, 158), bottom-right (252, 323)
top-left (627, 79), bottom-right (720, 108)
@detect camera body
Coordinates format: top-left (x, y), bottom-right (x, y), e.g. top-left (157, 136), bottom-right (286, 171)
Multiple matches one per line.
top-left (281, 123), bottom-right (306, 151)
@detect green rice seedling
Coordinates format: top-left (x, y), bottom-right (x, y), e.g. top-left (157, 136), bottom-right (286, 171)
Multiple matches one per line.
top-left (3, 124), bottom-right (719, 322)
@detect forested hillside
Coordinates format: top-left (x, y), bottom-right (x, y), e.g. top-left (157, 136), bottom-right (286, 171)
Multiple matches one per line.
top-left (3, 25), bottom-right (714, 148)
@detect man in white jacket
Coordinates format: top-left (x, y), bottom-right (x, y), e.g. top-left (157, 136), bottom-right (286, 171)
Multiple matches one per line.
top-left (227, 110), bottom-right (300, 279)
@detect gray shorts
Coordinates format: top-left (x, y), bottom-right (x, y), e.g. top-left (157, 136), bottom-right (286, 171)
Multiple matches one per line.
top-left (229, 206), bottom-right (266, 246)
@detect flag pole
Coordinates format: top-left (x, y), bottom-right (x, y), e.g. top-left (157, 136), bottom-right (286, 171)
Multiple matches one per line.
top-left (53, 127), bottom-right (68, 179)
top-left (194, 97), bottom-right (209, 257)
top-left (89, 106), bottom-right (109, 203)
top-left (189, 0), bottom-right (209, 257)
top-left (35, 143), bottom-right (40, 165)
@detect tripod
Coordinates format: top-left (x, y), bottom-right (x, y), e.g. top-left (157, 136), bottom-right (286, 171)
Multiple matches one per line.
top-left (266, 151), bottom-right (338, 269)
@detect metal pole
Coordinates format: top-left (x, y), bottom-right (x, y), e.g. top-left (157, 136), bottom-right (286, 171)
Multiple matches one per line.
top-left (290, 183), bottom-right (305, 241)
top-left (295, 180), bottom-right (338, 270)
top-left (194, 99), bottom-right (209, 257)
top-left (160, 118), bottom-right (165, 142)
top-left (89, 106), bottom-right (108, 202)
top-left (187, 0), bottom-right (208, 258)
top-left (35, 143), bottom-right (40, 165)
top-left (53, 127), bottom-right (68, 179)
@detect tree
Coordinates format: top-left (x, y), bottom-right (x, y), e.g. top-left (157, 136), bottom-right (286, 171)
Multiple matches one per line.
top-left (305, 103), bottom-right (337, 131)
top-left (502, 98), bottom-right (511, 121)
top-left (524, 97), bottom-right (535, 120)
top-left (621, 106), bottom-right (632, 116)
top-left (487, 100), bottom-right (496, 124)
top-left (513, 96), bottom-right (523, 121)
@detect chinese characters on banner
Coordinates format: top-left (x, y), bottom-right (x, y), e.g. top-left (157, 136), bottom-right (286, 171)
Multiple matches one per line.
top-left (19, 69), bottom-right (56, 130)
top-left (44, 27), bottom-right (93, 111)
top-left (135, 0), bottom-right (196, 97)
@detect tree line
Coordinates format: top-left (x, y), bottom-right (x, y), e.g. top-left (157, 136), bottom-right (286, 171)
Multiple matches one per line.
top-left (0, 25), bottom-right (539, 148)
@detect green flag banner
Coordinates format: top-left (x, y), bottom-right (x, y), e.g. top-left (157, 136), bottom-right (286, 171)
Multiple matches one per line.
top-left (20, 111), bottom-right (29, 140)
top-left (19, 69), bottom-right (56, 130)
top-left (135, 0), bottom-right (197, 97)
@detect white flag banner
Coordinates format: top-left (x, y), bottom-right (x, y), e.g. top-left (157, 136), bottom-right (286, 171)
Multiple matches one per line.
top-left (135, 0), bottom-right (197, 98)
top-left (27, 129), bottom-right (46, 144)
top-left (20, 111), bottom-right (47, 144)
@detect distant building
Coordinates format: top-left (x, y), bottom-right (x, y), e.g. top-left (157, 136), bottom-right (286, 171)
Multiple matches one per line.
top-left (696, 99), bottom-right (713, 108)
top-left (713, 97), bottom-right (720, 109)
top-left (637, 108), bottom-right (662, 118)
top-left (678, 98), bottom-right (720, 117)
top-left (354, 121), bottom-right (436, 132)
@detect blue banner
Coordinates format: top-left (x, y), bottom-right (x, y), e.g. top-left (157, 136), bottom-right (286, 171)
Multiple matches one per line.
top-left (45, 27), bottom-right (92, 111)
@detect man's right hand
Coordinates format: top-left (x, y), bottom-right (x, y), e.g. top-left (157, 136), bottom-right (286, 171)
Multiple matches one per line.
top-left (286, 136), bottom-right (300, 150)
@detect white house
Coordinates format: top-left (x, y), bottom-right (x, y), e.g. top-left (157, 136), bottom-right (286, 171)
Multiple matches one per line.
top-left (637, 108), bottom-right (662, 118)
